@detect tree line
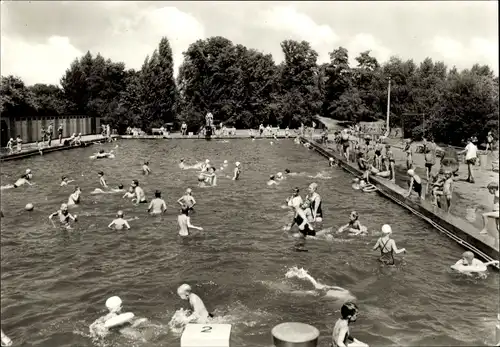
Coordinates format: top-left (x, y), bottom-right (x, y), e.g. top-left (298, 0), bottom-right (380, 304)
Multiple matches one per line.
top-left (1, 36), bottom-right (498, 146)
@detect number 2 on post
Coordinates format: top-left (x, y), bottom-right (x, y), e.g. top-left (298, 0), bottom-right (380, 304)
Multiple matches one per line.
top-left (201, 326), bottom-right (212, 333)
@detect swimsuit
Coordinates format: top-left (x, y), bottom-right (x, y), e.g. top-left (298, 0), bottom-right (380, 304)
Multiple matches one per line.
top-left (412, 180), bottom-right (422, 196)
top-left (379, 238), bottom-right (395, 265)
top-left (294, 214), bottom-right (316, 237)
top-left (310, 196), bottom-right (323, 219)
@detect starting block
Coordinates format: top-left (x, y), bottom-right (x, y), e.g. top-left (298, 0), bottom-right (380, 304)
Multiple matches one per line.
top-left (272, 322), bottom-right (319, 347)
top-left (181, 323), bottom-right (231, 347)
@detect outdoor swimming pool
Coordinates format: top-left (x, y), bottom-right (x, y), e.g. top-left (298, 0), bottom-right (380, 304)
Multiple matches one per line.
top-left (1, 139), bottom-right (498, 347)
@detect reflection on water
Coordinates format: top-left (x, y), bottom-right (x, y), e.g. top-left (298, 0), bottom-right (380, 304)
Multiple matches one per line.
top-left (0, 139), bottom-right (498, 347)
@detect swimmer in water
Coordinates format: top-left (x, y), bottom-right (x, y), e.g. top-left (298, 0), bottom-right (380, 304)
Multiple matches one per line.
top-left (98, 171), bottom-right (108, 188)
top-left (306, 183), bottom-right (323, 222)
top-left (108, 210), bottom-right (131, 230)
top-left (201, 159), bottom-right (210, 172)
top-left (92, 184), bottom-right (124, 195)
top-left (372, 224), bottom-right (406, 265)
top-left (177, 284), bottom-right (213, 322)
top-left (289, 203), bottom-right (316, 250)
top-left (331, 302), bottom-right (363, 347)
top-left (451, 251), bottom-right (499, 272)
top-left (90, 296), bottom-right (147, 337)
top-left (284, 169), bottom-right (291, 175)
top-left (232, 162), bottom-right (241, 180)
top-left (142, 162), bottom-right (151, 175)
top-left (132, 180), bottom-right (147, 204)
top-left (2, 169), bottom-right (34, 189)
top-left (177, 205), bottom-right (203, 236)
top-left (67, 186), bottom-right (81, 206)
top-left (178, 188), bottom-right (196, 210)
top-left (1, 329), bottom-right (13, 346)
top-left (48, 203), bottom-right (77, 229)
top-left (329, 157), bottom-right (335, 167)
top-left (276, 172), bottom-right (284, 180)
top-left (60, 176), bottom-right (75, 186)
top-left (286, 187), bottom-right (304, 210)
top-left (267, 175), bottom-right (278, 186)
top-left (122, 186), bottom-right (136, 201)
top-left (337, 211), bottom-right (367, 236)
top-left (201, 167), bottom-right (217, 186)
top-left (148, 190), bottom-right (167, 215)
top-left (352, 178), bottom-right (360, 190)
top-left (179, 158), bottom-right (186, 169)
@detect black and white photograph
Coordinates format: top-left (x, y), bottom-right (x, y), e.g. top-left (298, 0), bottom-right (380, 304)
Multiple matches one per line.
top-left (0, 1), bottom-right (499, 346)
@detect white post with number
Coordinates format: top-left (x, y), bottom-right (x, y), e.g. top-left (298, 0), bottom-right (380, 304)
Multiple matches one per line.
top-left (181, 324), bottom-right (232, 347)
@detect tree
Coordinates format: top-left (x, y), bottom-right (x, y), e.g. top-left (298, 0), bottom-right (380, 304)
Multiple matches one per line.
top-left (0, 76), bottom-right (38, 118)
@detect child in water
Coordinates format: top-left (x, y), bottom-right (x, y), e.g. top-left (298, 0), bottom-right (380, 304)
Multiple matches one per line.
top-left (267, 175), bottom-right (278, 186)
top-left (372, 224), bottom-right (406, 265)
top-left (90, 296), bottom-right (147, 337)
top-left (123, 186), bottom-right (136, 201)
top-left (451, 251), bottom-right (499, 272)
top-left (337, 211), bottom-right (367, 235)
top-left (177, 284), bottom-right (213, 323)
top-left (108, 211), bottom-right (131, 230)
top-left (48, 203), bottom-right (78, 229)
top-left (331, 302), bottom-right (364, 347)
top-left (142, 162), bottom-right (151, 175)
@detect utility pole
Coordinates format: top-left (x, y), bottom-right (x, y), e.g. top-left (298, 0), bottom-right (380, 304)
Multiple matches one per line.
top-left (386, 77), bottom-right (391, 136)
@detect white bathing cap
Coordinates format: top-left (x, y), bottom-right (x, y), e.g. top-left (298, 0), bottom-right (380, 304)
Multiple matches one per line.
top-left (106, 296), bottom-right (122, 311)
top-left (177, 284), bottom-right (191, 296)
top-left (407, 169), bottom-right (415, 176)
top-left (61, 203), bottom-right (68, 209)
top-left (224, 160), bottom-right (228, 164)
top-left (186, 188), bottom-right (192, 193)
top-left (277, 172), bottom-right (283, 177)
top-left (381, 224), bottom-right (392, 234)
top-left (205, 159), bottom-right (210, 163)
top-left (329, 157), bottom-right (334, 161)
top-left (235, 162), bottom-right (240, 166)
top-left (26, 169), bottom-right (31, 173)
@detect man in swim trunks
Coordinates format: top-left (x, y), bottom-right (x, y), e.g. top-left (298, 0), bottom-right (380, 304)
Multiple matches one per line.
top-left (58, 124), bottom-right (63, 144)
top-left (177, 188), bottom-right (196, 211)
top-left (148, 190), bottom-right (167, 215)
top-left (405, 169), bottom-right (424, 200)
top-left (287, 188), bottom-right (303, 209)
top-left (142, 162), bottom-right (151, 175)
top-left (98, 171), bottom-right (108, 188)
top-left (108, 211), bottom-right (131, 230)
top-left (49, 203), bottom-right (77, 228)
top-left (132, 180), bottom-right (147, 204)
top-left (177, 205), bottom-right (203, 236)
top-left (385, 144), bottom-right (396, 182)
top-left (423, 137), bottom-right (436, 182)
top-left (177, 284), bottom-right (213, 322)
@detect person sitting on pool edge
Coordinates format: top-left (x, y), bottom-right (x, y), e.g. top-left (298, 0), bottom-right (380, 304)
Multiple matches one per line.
top-left (177, 284), bottom-right (214, 323)
top-left (132, 180), bottom-right (147, 204)
top-left (372, 224), bottom-right (407, 265)
top-left (479, 181), bottom-right (499, 235)
top-left (337, 211), bottom-right (367, 236)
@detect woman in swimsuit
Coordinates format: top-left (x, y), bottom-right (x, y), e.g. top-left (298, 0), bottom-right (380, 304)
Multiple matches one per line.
top-left (306, 183), bottom-right (323, 222)
top-left (372, 224), bottom-right (406, 265)
top-left (404, 139), bottom-right (413, 170)
top-left (385, 144), bottom-right (396, 182)
top-left (406, 169), bottom-right (424, 200)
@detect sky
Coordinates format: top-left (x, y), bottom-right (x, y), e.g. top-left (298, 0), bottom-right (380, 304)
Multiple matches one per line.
top-left (1, 1), bottom-right (498, 86)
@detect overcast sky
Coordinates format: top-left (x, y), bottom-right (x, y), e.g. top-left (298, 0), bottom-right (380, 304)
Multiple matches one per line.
top-left (1, 1), bottom-right (498, 86)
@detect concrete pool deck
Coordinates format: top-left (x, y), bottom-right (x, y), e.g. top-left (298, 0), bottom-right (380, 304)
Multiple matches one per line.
top-left (300, 136), bottom-right (499, 267)
top-left (0, 134), bottom-right (113, 162)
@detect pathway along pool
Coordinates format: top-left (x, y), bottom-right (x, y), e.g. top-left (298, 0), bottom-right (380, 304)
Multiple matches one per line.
top-left (0, 139), bottom-right (498, 347)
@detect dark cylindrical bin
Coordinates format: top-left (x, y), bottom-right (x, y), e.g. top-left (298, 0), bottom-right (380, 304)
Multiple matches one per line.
top-left (272, 322), bottom-right (319, 347)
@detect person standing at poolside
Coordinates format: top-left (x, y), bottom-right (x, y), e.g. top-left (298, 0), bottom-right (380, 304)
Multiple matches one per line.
top-left (148, 190), bottom-right (167, 215)
top-left (177, 188), bottom-right (196, 211)
top-left (423, 137), bottom-right (436, 183)
top-left (404, 139), bottom-right (413, 170)
top-left (47, 122), bottom-right (53, 146)
top-left (181, 122), bottom-right (188, 136)
top-left (459, 138), bottom-right (478, 183)
top-left (480, 182), bottom-right (499, 235)
top-left (15, 135), bottom-right (22, 152)
top-left (177, 205), bottom-right (203, 236)
top-left (58, 124), bottom-right (64, 144)
top-left (132, 180), bottom-right (147, 204)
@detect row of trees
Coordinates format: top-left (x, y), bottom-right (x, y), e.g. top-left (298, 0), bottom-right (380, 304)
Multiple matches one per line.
top-left (1, 36), bottom-right (498, 145)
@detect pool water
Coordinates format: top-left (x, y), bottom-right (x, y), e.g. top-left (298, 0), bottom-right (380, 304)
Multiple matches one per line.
top-left (1, 139), bottom-right (498, 347)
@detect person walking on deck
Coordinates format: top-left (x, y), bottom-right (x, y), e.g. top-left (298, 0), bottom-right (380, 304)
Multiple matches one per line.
top-left (459, 138), bottom-right (478, 183)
